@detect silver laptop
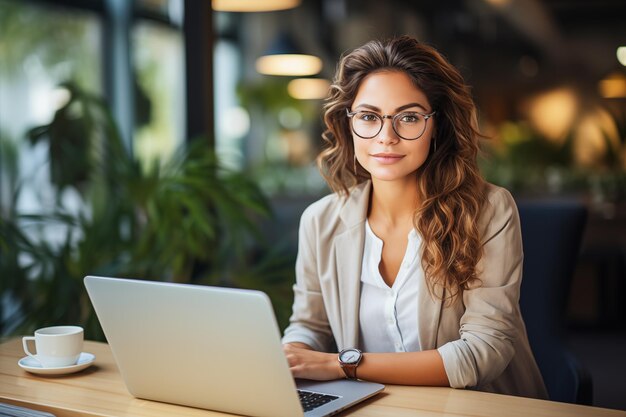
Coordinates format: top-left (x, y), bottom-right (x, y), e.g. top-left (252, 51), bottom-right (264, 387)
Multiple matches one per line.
top-left (84, 276), bottom-right (384, 417)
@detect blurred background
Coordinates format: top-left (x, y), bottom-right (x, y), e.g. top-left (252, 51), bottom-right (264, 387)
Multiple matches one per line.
top-left (0, 0), bottom-right (625, 410)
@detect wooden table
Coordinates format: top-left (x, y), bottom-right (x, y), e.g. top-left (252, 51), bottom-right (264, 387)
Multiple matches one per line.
top-left (1, 338), bottom-right (624, 417)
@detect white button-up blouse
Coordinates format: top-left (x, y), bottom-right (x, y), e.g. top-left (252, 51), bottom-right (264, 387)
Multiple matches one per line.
top-left (358, 219), bottom-right (423, 353)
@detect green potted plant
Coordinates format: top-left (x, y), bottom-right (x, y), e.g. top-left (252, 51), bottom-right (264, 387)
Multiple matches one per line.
top-left (0, 83), bottom-right (295, 340)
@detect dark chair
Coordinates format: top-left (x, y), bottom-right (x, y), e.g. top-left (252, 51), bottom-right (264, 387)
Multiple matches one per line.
top-left (517, 199), bottom-right (593, 405)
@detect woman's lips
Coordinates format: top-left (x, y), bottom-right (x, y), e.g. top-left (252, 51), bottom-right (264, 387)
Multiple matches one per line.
top-left (371, 153), bottom-right (404, 164)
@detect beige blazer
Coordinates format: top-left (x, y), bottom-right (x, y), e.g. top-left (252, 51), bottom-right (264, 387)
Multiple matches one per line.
top-left (282, 181), bottom-right (548, 399)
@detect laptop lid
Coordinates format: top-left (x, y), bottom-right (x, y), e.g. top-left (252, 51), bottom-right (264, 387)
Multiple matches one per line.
top-left (84, 276), bottom-right (383, 417)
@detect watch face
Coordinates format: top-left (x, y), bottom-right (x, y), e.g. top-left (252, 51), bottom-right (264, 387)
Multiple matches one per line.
top-left (340, 349), bottom-right (361, 364)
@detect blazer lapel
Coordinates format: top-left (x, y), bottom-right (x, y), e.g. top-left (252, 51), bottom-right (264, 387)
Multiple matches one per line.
top-left (333, 181), bottom-right (371, 350)
top-left (416, 274), bottom-right (444, 350)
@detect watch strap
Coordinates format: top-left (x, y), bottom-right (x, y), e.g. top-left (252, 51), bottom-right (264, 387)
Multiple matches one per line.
top-left (341, 363), bottom-right (358, 379)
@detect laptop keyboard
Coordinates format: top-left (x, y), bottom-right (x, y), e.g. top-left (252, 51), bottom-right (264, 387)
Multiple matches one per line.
top-left (297, 389), bottom-right (340, 412)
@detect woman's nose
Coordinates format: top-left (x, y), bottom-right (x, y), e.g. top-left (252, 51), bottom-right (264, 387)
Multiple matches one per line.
top-left (376, 118), bottom-right (400, 144)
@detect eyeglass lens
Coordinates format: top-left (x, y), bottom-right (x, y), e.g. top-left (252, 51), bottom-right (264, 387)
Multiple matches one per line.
top-left (351, 111), bottom-right (428, 140)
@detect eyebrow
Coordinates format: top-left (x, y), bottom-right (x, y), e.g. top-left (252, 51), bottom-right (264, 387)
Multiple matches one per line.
top-left (353, 102), bottom-right (430, 113)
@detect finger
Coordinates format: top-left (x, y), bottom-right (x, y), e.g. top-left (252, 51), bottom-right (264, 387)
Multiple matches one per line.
top-left (283, 344), bottom-right (297, 354)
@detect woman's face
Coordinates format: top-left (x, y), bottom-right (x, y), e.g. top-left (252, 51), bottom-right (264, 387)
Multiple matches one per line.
top-left (350, 70), bottom-right (435, 185)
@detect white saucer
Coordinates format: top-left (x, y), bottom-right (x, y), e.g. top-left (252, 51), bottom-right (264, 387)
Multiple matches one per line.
top-left (18, 352), bottom-right (96, 375)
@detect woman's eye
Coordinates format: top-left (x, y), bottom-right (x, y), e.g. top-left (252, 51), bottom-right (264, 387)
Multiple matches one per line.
top-left (358, 113), bottom-right (379, 122)
top-left (400, 113), bottom-right (419, 123)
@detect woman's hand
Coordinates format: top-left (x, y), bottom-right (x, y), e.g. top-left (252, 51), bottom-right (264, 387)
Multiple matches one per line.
top-left (283, 343), bottom-right (345, 381)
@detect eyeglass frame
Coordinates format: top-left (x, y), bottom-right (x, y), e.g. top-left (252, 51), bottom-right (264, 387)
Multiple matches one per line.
top-left (346, 108), bottom-right (436, 141)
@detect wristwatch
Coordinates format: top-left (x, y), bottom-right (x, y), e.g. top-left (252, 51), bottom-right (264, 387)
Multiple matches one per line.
top-left (338, 348), bottom-right (363, 380)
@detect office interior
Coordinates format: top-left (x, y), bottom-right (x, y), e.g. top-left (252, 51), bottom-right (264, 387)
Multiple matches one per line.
top-left (0, 0), bottom-right (625, 411)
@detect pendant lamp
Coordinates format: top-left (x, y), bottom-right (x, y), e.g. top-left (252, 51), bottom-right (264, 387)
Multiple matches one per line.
top-left (212, 0), bottom-right (301, 12)
top-left (599, 71), bottom-right (626, 99)
top-left (256, 32), bottom-right (323, 76)
top-left (287, 78), bottom-right (331, 100)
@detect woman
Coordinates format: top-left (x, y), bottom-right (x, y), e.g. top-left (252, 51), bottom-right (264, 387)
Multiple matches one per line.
top-left (282, 35), bottom-right (547, 399)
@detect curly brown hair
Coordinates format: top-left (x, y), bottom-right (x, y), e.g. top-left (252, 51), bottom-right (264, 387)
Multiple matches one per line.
top-left (318, 36), bottom-right (487, 299)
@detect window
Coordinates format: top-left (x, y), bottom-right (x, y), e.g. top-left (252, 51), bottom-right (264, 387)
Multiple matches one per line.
top-left (0, 0), bottom-right (103, 214)
top-left (133, 19), bottom-right (185, 168)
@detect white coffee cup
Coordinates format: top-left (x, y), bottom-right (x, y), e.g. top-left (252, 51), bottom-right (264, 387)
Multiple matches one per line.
top-left (22, 326), bottom-right (84, 368)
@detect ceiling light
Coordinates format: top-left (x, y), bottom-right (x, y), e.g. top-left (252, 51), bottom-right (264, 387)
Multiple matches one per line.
top-left (256, 55), bottom-right (322, 76)
top-left (287, 78), bottom-right (331, 100)
top-left (256, 32), bottom-right (323, 76)
top-left (212, 0), bottom-right (301, 12)
top-left (483, 0), bottom-right (511, 8)
top-left (599, 72), bottom-right (626, 99)
top-left (617, 46), bottom-right (626, 67)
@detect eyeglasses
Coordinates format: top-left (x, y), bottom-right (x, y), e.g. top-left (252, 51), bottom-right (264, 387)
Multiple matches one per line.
top-left (346, 108), bottom-right (436, 141)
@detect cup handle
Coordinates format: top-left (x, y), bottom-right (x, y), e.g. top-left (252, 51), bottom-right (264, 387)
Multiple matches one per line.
top-left (22, 336), bottom-right (37, 358)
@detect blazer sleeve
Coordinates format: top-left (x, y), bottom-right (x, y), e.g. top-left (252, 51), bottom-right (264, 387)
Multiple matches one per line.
top-left (282, 205), bottom-right (334, 351)
top-left (437, 187), bottom-right (523, 388)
